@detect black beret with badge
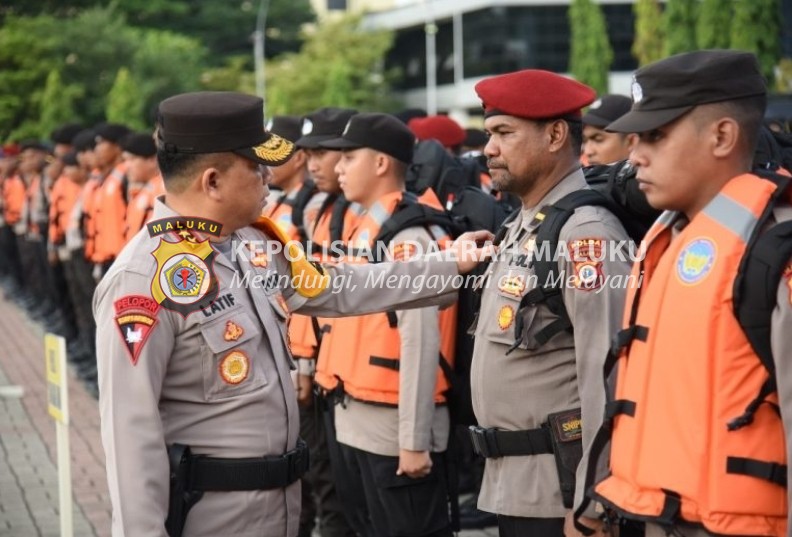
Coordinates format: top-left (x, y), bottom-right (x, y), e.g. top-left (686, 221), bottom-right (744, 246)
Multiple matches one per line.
top-left (296, 107), bottom-right (358, 149)
top-left (582, 94), bottom-right (632, 128)
top-left (156, 91), bottom-right (295, 166)
top-left (608, 49), bottom-right (767, 134)
top-left (266, 116), bottom-right (303, 144)
top-left (320, 112), bottom-right (415, 164)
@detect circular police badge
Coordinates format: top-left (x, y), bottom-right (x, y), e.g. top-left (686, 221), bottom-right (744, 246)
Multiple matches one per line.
top-left (676, 238), bottom-right (716, 285)
top-left (590, 98), bottom-right (602, 110)
top-left (497, 305), bottom-right (515, 331)
top-left (302, 118), bottom-right (313, 135)
top-left (219, 350), bottom-right (250, 385)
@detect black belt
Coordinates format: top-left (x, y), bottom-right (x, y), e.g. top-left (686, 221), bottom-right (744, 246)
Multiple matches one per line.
top-left (188, 439), bottom-right (309, 491)
top-left (468, 426), bottom-right (553, 458)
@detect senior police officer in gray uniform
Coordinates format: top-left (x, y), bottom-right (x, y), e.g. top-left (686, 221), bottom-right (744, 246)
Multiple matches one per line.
top-left (467, 70), bottom-right (633, 536)
top-left (93, 92), bottom-right (487, 537)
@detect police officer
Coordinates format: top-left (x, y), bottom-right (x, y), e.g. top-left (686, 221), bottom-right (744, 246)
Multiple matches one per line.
top-left (468, 70), bottom-right (633, 536)
top-left (583, 50), bottom-right (790, 537)
top-left (581, 94), bottom-right (635, 166)
top-left (93, 91), bottom-right (485, 537)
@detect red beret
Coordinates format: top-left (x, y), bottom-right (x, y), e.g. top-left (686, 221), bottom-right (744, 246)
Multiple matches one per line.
top-left (408, 115), bottom-right (466, 148)
top-left (475, 69), bottom-right (596, 120)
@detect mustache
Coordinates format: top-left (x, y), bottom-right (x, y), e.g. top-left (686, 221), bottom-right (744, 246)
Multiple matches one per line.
top-left (487, 159), bottom-right (507, 169)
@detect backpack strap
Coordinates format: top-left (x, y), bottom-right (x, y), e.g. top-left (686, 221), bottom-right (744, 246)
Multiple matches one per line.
top-left (329, 196), bottom-right (352, 244)
top-left (729, 170), bottom-right (792, 430)
top-left (284, 179), bottom-right (317, 247)
top-left (516, 190), bottom-right (618, 349)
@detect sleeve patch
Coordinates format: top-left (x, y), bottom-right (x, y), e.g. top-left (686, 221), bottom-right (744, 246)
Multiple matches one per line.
top-left (113, 295), bottom-right (160, 366)
top-left (569, 239), bottom-right (605, 291)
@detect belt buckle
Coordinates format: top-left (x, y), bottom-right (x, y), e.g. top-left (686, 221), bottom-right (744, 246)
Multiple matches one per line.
top-left (468, 425), bottom-right (489, 457)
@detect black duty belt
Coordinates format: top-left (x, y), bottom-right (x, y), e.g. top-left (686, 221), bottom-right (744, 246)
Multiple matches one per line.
top-left (468, 426), bottom-right (554, 458)
top-left (188, 439), bottom-right (309, 491)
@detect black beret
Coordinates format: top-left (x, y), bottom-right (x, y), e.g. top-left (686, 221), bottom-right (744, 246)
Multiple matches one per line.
top-left (608, 50), bottom-right (767, 133)
top-left (72, 129), bottom-right (96, 152)
top-left (95, 123), bottom-right (131, 144)
top-left (156, 91), bottom-right (294, 166)
top-left (582, 95), bottom-right (632, 128)
top-left (266, 116), bottom-right (303, 144)
top-left (296, 108), bottom-right (358, 149)
top-left (321, 113), bottom-right (415, 164)
top-left (121, 132), bottom-right (156, 158)
top-left (51, 123), bottom-right (83, 145)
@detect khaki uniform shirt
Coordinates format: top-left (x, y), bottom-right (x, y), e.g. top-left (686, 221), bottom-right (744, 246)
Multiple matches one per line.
top-left (472, 170), bottom-right (632, 518)
top-left (94, 199), bottom-right (459, 537)
top-left (335, 227), bottom-right (450, 457)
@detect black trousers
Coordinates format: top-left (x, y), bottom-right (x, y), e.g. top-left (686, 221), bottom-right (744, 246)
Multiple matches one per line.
top-left (299, 402), bottom-right (355, 537)
top-left (337, 443), bottom-right (453, 537)
top-left (497, 515), bottom-right (564, 537)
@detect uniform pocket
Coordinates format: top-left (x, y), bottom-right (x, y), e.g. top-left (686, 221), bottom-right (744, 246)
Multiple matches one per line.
top-left (200, 311), bottom-right (266, 401)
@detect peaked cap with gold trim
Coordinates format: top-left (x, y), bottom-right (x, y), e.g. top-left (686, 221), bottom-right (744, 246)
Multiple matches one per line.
top-left (157, 91), bottom-right (295, 166)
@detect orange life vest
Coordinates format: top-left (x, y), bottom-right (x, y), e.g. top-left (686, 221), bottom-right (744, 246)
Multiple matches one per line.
top-left (91, 162), bottom-right (128, 263)
top-left (262, 180), bottom-right (317, 244)
top-left (314, 190), bottom-right (456, 406)
top-left (81, 176), bottom-right (101, 260)
top-left (125, 175), bottom-right (164, 242)
top-left (593, 173), bottom-right (788, 536)
top-left (48, 175), bottom-right (82, 246)
top-left (2, 174), bottom-right (25, 226)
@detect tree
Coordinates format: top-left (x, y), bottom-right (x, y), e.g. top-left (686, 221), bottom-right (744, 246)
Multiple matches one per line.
top-left (731, 0), bottom-right (781, 83)
top-left (38, 70), bottom-right (83, 138)
top-left (106, 67), bottom-right (146, 130)
top-left (663, 0), bottom-right (697, 57)
top-left (632, 0), bottom-right (665, 66)
top-left (266, 14), bottom-right (396, 115)
top-left (568, 0), bottom-right (613, 94)
top-left (696, 0), bottom-right (732, 49)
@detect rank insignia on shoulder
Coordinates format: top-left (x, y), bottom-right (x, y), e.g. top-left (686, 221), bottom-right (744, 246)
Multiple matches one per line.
top-left (113, 295), bottom-right (160, 366)
top-left (223, 320), bottom-right (244, 342)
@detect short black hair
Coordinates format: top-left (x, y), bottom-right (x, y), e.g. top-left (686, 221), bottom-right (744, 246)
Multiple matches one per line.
top-left (156, 148), bottom-right (234, 193)
top-left (566, 120), bottom-right (583, 156)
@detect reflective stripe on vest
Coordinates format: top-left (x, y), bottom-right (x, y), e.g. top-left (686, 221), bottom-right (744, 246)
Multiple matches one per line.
top-left (594, 174), bottom-right (787, 537)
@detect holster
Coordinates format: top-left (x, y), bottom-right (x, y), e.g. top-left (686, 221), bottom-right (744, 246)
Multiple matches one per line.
top-left (165, 443), bottom-right (204, 537)
top-left (543, 408), bottom-right (583, 509)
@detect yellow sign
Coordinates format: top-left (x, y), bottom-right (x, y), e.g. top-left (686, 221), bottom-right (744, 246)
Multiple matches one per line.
top-left (45, 333), bottom-right (69, 425)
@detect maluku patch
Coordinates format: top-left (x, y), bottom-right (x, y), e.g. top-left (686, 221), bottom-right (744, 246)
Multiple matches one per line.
top-left (113, 295), bottom-right (160, 366)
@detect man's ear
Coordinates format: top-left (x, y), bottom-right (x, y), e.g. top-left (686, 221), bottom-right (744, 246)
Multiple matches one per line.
top-left (374, 152), bottom-right (390, 176)
top-left (200, 166), bottom-right (223, 201)
top-left (711, 117), bottom-right (740, 159)
top-left (625, 133), bottom-right (639, 153)
top-left (547, 120), bottom-right (569, 153)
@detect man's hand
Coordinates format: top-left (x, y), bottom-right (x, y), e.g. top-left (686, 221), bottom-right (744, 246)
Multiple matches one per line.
top-left (449, 230), bottom-right (497, 274)
top-left (296, 374), bottom-right (313, 407)
top-left (564, 512), bottom-right (616, 536)
top-left (396, 449), bottom-right (432, 478)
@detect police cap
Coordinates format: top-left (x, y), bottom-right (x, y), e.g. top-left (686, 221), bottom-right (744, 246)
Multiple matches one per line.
top-left (296, 108), bottom-right (358, 149)
top-left (157, 91), bottom-right (295, 166)
top-left (475, 69), bottom-right (596, 120)
top-left (121, 132), bottom-right (156, 158)
top-left (266, 116), bottom-right (303, 144)
top-left (582, 94), bottom-right (632, 128)
top-left (320, 113), bottom-right (415, 164)
top-left (608, 50), bottom-right (767, 133)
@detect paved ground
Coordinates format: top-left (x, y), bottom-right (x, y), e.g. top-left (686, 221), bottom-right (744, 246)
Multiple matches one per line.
top-left (0, 292), bottom-right (497, 537)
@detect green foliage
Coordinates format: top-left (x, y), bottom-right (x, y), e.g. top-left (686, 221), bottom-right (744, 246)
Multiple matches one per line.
top-left (777, 58), bottom-right (792, 93)
top-left (568, 0), bottom-right (613, 94)
top-left (106, 67), bottom-right (145, 130)
top-left (201, 56), bottom-right (257, 94)
top-left (731, 0), bottom-right (781, 83)
top-left (266, 14), bottom-right (396, 115)
top-left (663, 0), bottom-right (697, 56)
top-left (696, 0), bottom-right (732, 49)
top-left (632, 0), bottom-right (665, 66)
top-left (38, 70), bottom-right (83, 139)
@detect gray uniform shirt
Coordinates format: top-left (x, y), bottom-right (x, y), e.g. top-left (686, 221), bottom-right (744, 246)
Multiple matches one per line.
top-left (94, 199), bottom-right (460, 537)
top-left (472, 170), bottom-right (632, 518)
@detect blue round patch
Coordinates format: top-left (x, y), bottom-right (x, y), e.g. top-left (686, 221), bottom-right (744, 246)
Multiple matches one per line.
top-left (676, 238), bottom-right (716, 285)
